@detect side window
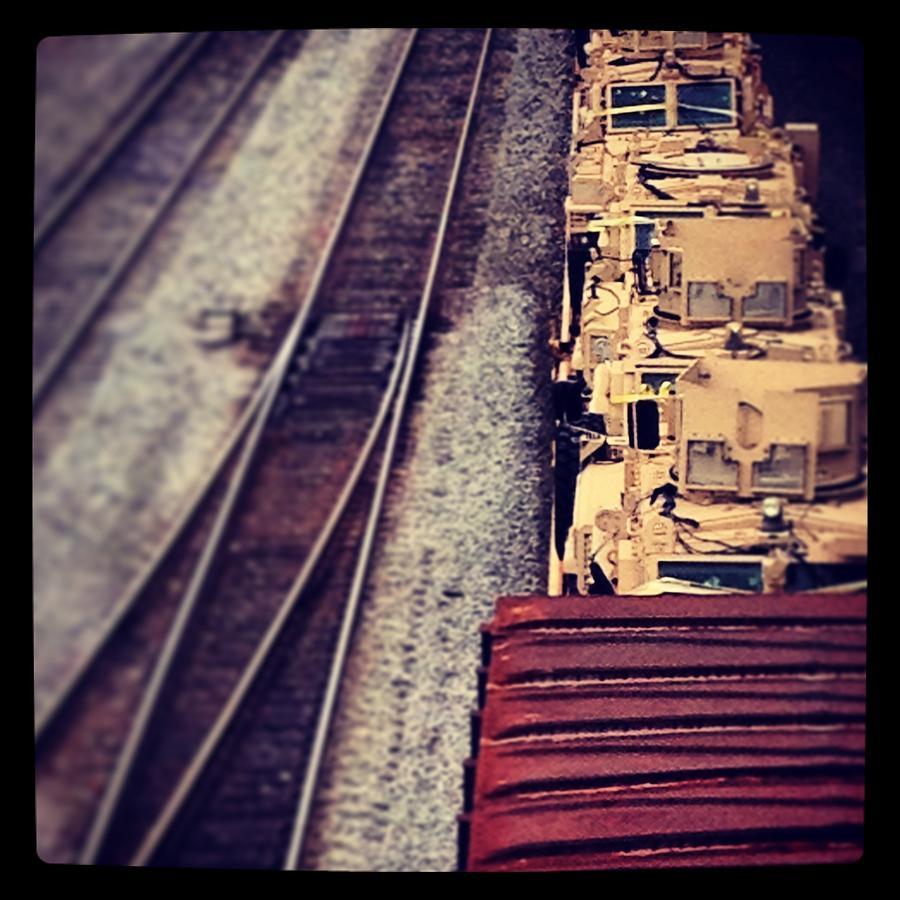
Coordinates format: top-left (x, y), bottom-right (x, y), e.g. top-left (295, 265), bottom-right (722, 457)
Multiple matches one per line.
top-left (658, 560), bottom-right (763, 592)
top-left (686, 440), bottom-right (739, 488)
top-left (743, 281), bottom-right (787, 319)
top-left (752, 444), bottom-right (807, 492)
top-left (590, 334), bottom-right (612, 366)
top-left (687, 282), bottom-right (732, 319)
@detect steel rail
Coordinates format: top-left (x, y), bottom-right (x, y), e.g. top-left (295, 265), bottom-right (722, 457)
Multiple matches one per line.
top-left (76, 370), bottom-right (281, 865)
top-left (33, 32), bottom-right (212, 250)
top-left (34, 27), bottom-right (416, 747)
top-left (32, 30), bottom-right (287, 414)
top-left (76, 28), bottom-right (419, 866)
top-left (284, 27), bottom-right (493, 869)
top-left (131, 318), bottom-right (412, 867)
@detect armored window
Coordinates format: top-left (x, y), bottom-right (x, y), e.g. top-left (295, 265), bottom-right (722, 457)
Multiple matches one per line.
top-left (610, 84), bottom-right (666, 129)
top-left (819, 400), bottom-right (851, 452)
top-left (674, 31), bottom-right (706, 48)
top-left (590, 334), bottom-right (612, 365)
top-left (686, 440), bottom-right (739, 488)
top-left (634, 222), bottom-right (656, 251)
top-left (687, 282), bottom-right (732, 319)
top-left (784, 560), bottom-right (867, 592)
top-left (658, 560), bottom-right (763, 592)
top-left (676, 81), bottom-right (735, 126)
top-left (743, 282), bottom-right (787, 319)
top-left (752, 444), bottom-right (807, 492)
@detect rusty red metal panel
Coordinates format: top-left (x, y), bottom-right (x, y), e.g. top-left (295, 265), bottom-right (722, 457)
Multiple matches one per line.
top-left (465, 593), bottom-right (866, 871)
top-left (489, 593), bottom-right (867, 629)
top-left (483, 678), bottom-right (865, 737)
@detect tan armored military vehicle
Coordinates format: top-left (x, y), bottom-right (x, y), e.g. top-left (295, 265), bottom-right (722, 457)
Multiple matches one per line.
top-left (552, 30), bottom-right (866, 597)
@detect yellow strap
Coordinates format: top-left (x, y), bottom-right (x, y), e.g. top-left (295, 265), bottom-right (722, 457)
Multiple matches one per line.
top-left (676, 102), bottom-right (737, 121)
top-left (608, 102), bottom-right (667, 116)
top-left (587, 215), bottom-right (655, 230)
top-left (611, 382), bottom-right (675, 404)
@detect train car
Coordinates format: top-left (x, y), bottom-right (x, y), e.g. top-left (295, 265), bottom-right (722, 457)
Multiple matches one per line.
top-left (460, 29), bottom-right (867, 872)
top-left (460, 592), bottom-right (866, 871)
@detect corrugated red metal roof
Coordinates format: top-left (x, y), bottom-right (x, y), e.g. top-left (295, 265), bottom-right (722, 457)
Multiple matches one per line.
top-left (461, 593), bottom-right (865, 871)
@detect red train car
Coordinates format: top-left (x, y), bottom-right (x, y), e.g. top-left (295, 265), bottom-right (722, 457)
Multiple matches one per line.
top-left (460, 593), bottom-right (865, 871)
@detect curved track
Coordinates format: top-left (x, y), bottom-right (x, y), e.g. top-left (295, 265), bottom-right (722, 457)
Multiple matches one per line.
top-left (35, 28), bottom-right (493, 869)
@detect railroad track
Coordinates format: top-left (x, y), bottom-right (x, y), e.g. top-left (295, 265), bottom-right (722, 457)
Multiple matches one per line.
top-left (35, 27), bottom-right (493, 868)
top-left (34, 33), bottom-right (208, 247)
top-left (32, 30), bottom-right (299, 412)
